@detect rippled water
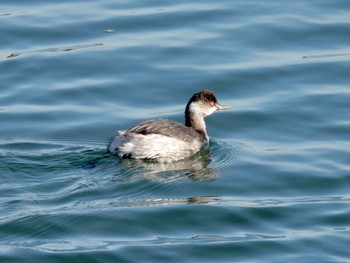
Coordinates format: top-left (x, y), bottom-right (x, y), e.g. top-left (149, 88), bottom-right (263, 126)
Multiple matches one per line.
top-left (1, 1), bottom-right (350, 262)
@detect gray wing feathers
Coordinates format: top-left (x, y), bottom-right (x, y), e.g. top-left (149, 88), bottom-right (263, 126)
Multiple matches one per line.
top-left (126, 119), bottom-right (202, 143)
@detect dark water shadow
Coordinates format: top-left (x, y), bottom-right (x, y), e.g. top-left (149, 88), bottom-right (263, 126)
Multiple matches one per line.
top-left (302, 52), bottom-right (350, 60)
top-left (6, 43), bottom-right (103, 59)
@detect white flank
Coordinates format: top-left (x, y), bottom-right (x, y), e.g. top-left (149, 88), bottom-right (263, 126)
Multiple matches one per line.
top-left (111, 133), bottom-right (203, 162)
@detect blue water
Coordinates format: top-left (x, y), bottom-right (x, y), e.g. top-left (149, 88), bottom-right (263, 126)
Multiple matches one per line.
top-left (1, 1), bottom-right (350, 262)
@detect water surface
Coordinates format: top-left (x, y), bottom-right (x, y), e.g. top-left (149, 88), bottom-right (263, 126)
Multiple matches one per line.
top-left (1, 1), bottom-right (350, 262)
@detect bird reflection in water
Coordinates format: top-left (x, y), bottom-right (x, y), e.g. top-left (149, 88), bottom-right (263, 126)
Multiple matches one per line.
top-left (119, 147), bottom-right (220, 183)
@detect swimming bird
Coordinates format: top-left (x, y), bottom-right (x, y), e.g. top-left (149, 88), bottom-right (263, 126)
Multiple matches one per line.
top-left (108, 90), bottom-right (229, 162)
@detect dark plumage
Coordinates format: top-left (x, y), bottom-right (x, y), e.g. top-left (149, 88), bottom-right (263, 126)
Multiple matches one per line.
top-left (127, 119), bottom-right (203, 143)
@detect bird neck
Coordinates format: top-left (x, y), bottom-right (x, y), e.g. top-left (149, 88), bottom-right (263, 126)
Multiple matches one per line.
top-left (185, 104), bottom-right (208, 141)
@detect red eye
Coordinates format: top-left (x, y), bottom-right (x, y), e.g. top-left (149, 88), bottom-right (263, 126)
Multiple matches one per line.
top-left (209, 101), bottom-right (215, 107)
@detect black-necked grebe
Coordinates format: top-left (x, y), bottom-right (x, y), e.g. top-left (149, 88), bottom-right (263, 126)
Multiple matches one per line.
top-left (108, 90), bottom-right (229, 162)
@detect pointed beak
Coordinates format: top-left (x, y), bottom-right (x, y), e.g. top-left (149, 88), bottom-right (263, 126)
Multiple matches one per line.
top-left (215, 103), bottom-right (231, 110)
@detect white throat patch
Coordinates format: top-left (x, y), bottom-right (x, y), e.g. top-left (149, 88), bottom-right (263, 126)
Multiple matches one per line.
top-left (189, 101), bottom-right (216, 117)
